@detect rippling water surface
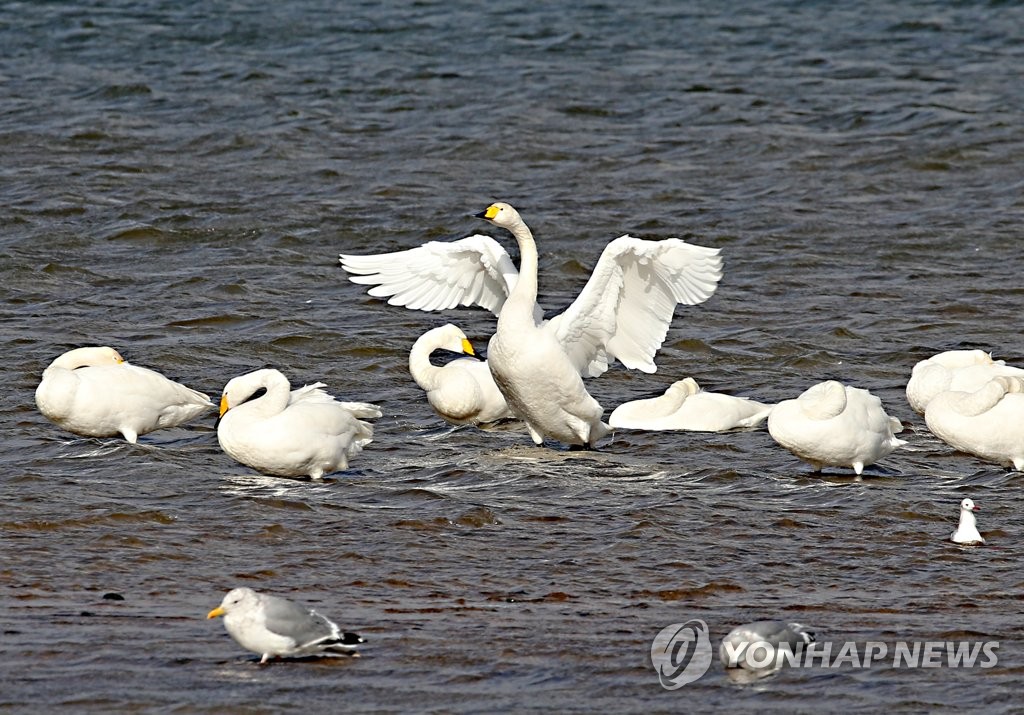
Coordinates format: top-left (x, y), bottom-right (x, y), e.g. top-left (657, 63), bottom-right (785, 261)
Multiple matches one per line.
top-left (3, 1), bottom-right (1024, 712)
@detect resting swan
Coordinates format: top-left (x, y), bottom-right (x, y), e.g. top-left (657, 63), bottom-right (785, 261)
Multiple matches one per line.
top-left (609, 377), bottom-right (773, 432)
top-left (906, 349), bottom-right (1024, 414)
top-left (924, 375), bottom-right (1024, 471)
top-left (767, 380), bottom-right (906, 475)
top-left (35, 346), bottom-right (212, 443)
top-left (340, 204), bottom-right (723, 380)
top-left (409, 323), bottom-right (513, 425)
top-left (217, 368), bottom-right (381, 479)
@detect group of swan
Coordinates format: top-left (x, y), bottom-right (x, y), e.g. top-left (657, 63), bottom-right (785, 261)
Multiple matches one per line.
top-left (35, 347), bottom-right (380, 480)
top-left (32, 204), bottom-right (1023, 482)
top-left (906, 349), bottom-right (1024, 472)
top-left (343, 201), bottom-right (724, 446)
top-left (342, 201), bottom-right (909, 474)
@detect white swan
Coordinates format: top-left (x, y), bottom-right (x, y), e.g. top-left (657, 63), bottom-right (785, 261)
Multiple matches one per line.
top-left (767, 380), bottom-right (906, 475)
top-left (608, 377), bottom-right (773, 432)
top-left (950, 498), bottom-right (985, 546)
top-left (906, 349), bottom-right (1024, 414)
top-left (474, 203), bottom-right (611, 446)
top-left (924, 375), bottom-right (1024, 471)
top-left (409, 323), bottom-right (513, 425)
top-left (340, 206), bottom-right (723, 379)
top-left (208, 587), bottom-right (364, 663)
top-left (719, 620), bottom-right (816, 670)
top-left (216, 368), bottom-right (381, 479)
top-left (35, 346), bottom-right (212, 443)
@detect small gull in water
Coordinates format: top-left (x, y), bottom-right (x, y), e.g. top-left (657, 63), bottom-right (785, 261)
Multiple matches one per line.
top-left (950, 498), bottom-right (986, 546)
top-left (207, 587), bottom-right (365, 663)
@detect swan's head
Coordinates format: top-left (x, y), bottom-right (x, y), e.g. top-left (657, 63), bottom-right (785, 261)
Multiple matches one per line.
top-left (669, 378), bottom-right (701, 396)
top-left (51, 346), bottom-right (126, 370)
top-left (219, 368), bottom-right (286, 417)
top-left (929, 349), bottom-right (994, 369)
top-left (960, 498), bottom-right (979, 513)
top-left (417, 323), bottom-right (476, 357)
top-left (475, 202), bottom-right (522, 230)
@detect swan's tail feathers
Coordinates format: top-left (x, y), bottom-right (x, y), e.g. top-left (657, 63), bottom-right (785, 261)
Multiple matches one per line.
top-left (339, 402), bottom-right (383, 420)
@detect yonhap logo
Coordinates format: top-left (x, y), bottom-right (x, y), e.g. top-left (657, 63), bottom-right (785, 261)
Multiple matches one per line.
top-left (650, 618), bottom-right (1000, 688)
top-left (650, 619), bottom-right (713, 689)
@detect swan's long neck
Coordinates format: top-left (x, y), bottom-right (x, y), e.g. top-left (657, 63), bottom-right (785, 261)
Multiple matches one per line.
top-left (409, 335), bottom-right (444, 390)
top-left (955, 379), bottom-right (1007, 417)
top-left (241, 370), bottom-right (292, 415)
top-left (502, 217), bottom-right (539, 325)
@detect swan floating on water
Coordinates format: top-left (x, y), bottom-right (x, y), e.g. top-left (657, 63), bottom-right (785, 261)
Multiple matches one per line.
top-left (949, 498), bottom-right (985, 546)
top-left (609, 377), bottom-right (773, 432)
top-left (35, 346), bottom-right (212, 443)
top-left (767, 380), bottom-right (906, 475)
top-left (906, 349), bottom-right (1024, 415)
top-left (216, 368), bottom-right (381, 479)
top-left (409, 323), bottom-right (514, 426)
top-left (924, 375), bottom-right (1024, 471)
top-left (208, 587), bottom-right (364, 663)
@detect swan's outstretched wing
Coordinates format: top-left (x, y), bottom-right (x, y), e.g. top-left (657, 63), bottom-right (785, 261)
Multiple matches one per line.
top-left (340, 235), bottom-right (519, 315)
top-left (545, 236), bottom-right (722, 377)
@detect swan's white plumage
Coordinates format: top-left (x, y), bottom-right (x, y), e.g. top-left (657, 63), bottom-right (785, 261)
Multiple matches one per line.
top-left (906, 349), bottom-right (1024, 414)
top-left (217, 368), bottom-right (380, 479)
top-left (767, 380), bottom-right (906, 475)
top-left (949, 498), bottom-right (985, 546)
top-left (478, 203), bottom-right (611, 446)
top-left (609, 377), bottom-right (773, 432)
top-left (341, 235), bottom-right (520, 315)
top-left (924, 375), bottom-right (1024, 471)
top-left (545, 235), bottom-right (723, 376)
top-left (409, 323), bottom-right (513, 425)
top-left (340, 221), bottom-right (723, 380)
top-left (34, 346), bottom-right (213, 443)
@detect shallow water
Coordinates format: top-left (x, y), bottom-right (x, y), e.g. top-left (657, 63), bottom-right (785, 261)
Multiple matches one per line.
top-left (2, 1), bottom-right (1024, 712)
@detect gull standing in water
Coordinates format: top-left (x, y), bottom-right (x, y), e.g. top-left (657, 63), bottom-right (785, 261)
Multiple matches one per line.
top-left (208, 587), bottom-right (364, 663)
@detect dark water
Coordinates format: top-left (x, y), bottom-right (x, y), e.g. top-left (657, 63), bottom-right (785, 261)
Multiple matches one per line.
top-left (3, 1), bottom-right (1024, 711)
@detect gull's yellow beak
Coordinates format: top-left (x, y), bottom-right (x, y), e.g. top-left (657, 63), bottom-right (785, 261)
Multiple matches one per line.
top-left (461, 338), bottom-right (475, 356)
top-left (207, 606), bottom-right (226, 619)
top-left (218, 394), bottom-right (230, 418)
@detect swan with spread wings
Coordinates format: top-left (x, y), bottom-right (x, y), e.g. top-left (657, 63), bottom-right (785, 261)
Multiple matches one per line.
top-left (341, 202), bottom-right (723, 445)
